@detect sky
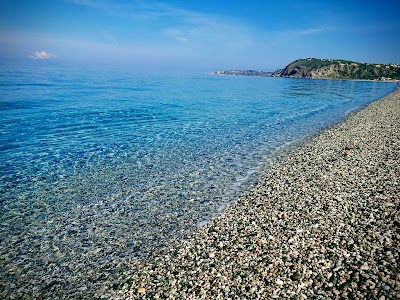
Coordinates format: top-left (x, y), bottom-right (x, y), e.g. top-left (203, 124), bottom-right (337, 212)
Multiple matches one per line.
top-left (0, 0), bottom-right (399, 72)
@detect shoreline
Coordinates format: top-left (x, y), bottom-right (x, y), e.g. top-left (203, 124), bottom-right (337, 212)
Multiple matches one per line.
top-left (111, 88), bottom-right (400, 299)
top-left (210, 72), bottom-right (400, 83)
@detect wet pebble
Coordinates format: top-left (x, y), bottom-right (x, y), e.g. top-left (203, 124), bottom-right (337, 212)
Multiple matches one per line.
top-left (290, 272), bottom-right (301, 281)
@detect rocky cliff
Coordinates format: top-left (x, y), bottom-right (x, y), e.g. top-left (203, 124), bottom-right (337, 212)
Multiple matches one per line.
top-left (212, 58), bottom-right (400, 81)
top-left (275, 58), bottom-right (400, 80)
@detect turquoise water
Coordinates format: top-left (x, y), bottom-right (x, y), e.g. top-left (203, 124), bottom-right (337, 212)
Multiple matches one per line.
top-left (0, 67), bottom-right (397, 296)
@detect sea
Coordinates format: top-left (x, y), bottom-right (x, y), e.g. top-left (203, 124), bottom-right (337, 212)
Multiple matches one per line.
top-left (0, 66), bottom-right (397, 296)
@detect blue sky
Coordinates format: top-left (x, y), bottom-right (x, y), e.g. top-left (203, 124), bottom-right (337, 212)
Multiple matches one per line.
top-left (1, 0), bottom-right (399, 71)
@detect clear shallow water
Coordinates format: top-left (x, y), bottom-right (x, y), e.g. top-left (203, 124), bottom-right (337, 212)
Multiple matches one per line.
top-left (0, 67), bottom-right (397, 295)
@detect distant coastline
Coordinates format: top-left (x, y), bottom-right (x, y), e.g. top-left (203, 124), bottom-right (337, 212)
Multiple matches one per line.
top-left (211, 70), bottom-right (275, 77)
top-left (211, 58), bottom-right (400, 82)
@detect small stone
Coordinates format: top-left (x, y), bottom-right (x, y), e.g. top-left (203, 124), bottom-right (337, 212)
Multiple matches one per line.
top-left (360, 264), bottom-right (369, 271)
top-left (379, 296), bottom-right (385, 300)
top-left (290, 273), bottom-right (301, 281)
top-left (138, 287), bottom-right (146, 293)
top-left (55, 251), bottom-right (64, 258)
top-left (339, 280), bottom-right (352, 290)
top-left (381, 285), bottom-right (390, 291)
top-left (276, 278), bottom-right (284, 285)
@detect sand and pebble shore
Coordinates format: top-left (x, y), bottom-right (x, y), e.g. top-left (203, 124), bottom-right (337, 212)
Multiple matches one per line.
top-left (2, 88), bottom-right (398, 300)
top-left (109, 88), bottom-right (400, 299)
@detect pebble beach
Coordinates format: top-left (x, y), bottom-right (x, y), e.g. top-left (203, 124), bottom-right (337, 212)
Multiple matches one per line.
top-left (110, 88), bottom-right (400, 299)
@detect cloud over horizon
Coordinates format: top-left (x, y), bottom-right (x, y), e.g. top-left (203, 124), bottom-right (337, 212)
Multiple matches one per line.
top-left (29, 50), bottom-right (56, 60)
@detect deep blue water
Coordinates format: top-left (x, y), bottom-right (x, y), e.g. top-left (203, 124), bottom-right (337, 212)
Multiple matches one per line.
top-left (0, 67), bottom-right (397, 285)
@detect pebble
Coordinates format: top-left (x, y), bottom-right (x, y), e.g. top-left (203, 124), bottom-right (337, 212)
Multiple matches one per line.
top-left (360, 263), bottom-right (370, 270)
top-left (290, 273), bottom-right (301, 281)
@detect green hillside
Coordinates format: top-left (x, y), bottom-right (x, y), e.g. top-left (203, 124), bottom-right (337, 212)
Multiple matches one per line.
top-left (278, 58), bottom-right (400, 80)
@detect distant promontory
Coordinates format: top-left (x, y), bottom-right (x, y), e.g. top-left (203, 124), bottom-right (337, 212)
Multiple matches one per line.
top-left (211, 58), bottom-right (400, 81)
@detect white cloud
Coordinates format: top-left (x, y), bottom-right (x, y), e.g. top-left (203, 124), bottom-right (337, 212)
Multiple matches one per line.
top-left (29, 50), bottom-right (56, 60)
